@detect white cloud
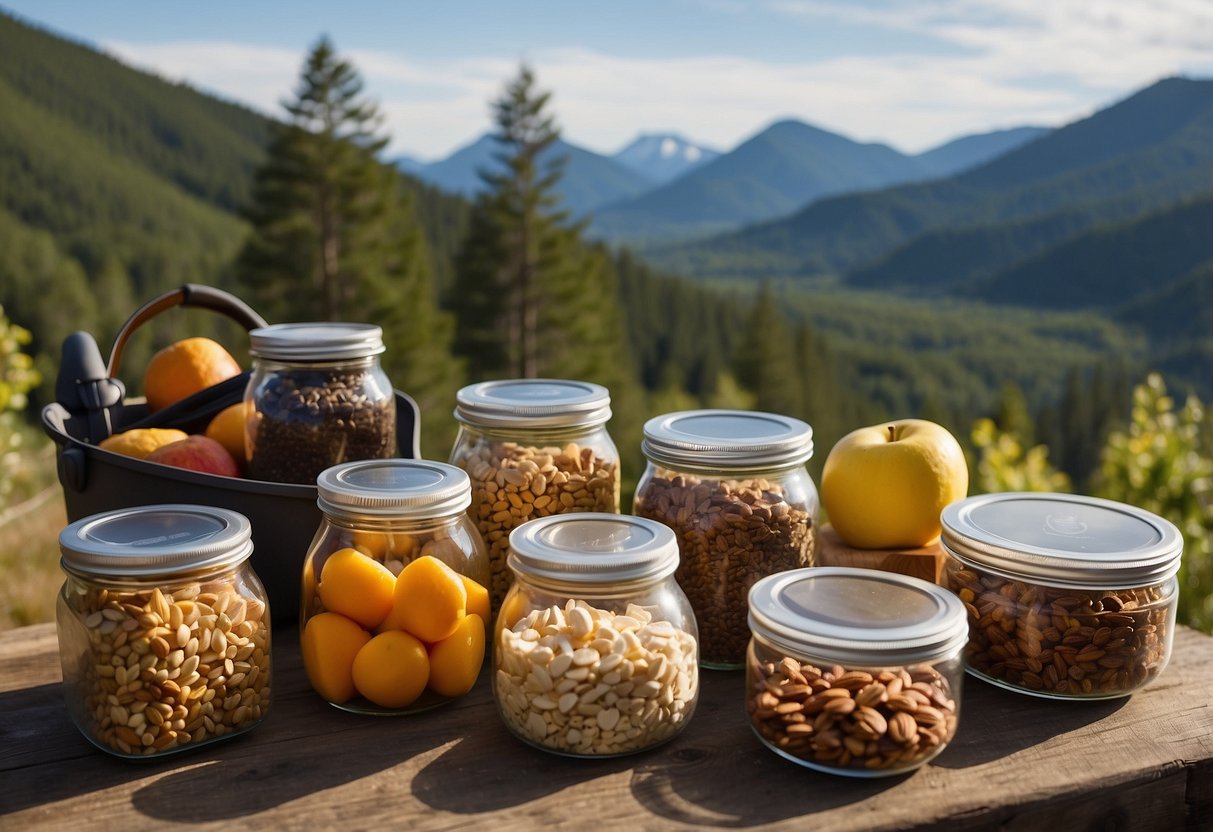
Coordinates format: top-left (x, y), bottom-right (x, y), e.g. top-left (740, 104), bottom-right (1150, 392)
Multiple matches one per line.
top-left (102, 1), bottom-right (1213, 160)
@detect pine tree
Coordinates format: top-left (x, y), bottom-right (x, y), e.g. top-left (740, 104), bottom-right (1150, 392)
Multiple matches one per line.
top-left (451, 64), bottom-right (629, 382)
top-left (733, 282), bottom-right (803, 417)
top-left (234, 37), bottom-right (462, 458)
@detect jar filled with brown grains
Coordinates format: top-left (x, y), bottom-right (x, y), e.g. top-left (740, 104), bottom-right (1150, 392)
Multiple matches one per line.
top-left (55, 505), bottom-right (272, 758)
top-left (940, 492), bottom-right (1182, 700)
top-left (245, 322), bottom-right (396, 484)
top-left (301, 459), bottom-right (490, 714)
top-left (495, 513), bottom-right (699, 757)
top-left (747, 567), bottom-right (967, 777)
top-left (633, 409), bottom-right (819, 669)
top-left (449, 379), bottom-right (621, 610)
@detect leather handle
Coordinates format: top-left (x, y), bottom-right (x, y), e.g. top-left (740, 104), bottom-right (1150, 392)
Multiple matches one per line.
top-left (106, 284), bottom-right (268, 378)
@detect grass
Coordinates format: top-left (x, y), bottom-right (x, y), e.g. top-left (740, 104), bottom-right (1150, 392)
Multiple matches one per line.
top-left (0, 432), bottom-right (64, 629)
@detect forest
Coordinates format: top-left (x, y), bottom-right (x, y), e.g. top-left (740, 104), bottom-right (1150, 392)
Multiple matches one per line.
top-left (1, 11), bottom-right (1211, 632)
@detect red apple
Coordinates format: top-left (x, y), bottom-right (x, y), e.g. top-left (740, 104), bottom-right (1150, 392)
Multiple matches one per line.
top-left (146, 435), bottom-right (241, 478)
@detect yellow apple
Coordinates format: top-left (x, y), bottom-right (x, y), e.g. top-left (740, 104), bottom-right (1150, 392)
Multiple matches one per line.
top-left (821, 419), bottom-right (968, 550)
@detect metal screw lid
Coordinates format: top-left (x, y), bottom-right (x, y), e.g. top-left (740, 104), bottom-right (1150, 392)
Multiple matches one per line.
top-left (940, 492), bottom-right (1183, 588)
top-left (317, 459), bottom-right (471, 520)
top-left (59, 505), bottom-right (254, 578)
top-left (748, 567), bottom-right (969, 666)
top-left (454, 379), bottom-right (611, 428)
top-left (249, 322), bottom-right (385, 362)
top-left (508, 513), bottom-right (679, 587)
top-left (641, 409), bottom-right (814, 470)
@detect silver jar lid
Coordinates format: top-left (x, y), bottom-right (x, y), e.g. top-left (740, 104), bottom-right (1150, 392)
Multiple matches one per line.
top-left (748, 567), bottom-right (969, 666)
top-left (940, 492), bottom-right (1183, 588)
top-left (317, 459), bottom-right (471, 520)
top-left (454, 379), bottom-right (611, 428)
top-left (249, 322), bottom-right (386, 362)
top-left (59, 505), bottom-right (254, 578)
top-left (508, 513), bottom-right (679, 586)
top-left (641, 409), bottom-right (814, 469)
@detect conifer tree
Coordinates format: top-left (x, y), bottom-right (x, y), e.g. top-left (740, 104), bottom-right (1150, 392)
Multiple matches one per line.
top-left (733, 282), bottom-right (802, 417)
top-left (234, 37), bottom-right (461, 457)
top-left (451, 65), bottom-right (628, 383)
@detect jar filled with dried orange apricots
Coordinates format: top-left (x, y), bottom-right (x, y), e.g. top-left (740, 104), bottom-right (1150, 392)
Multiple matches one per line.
top-left (301, 459), bottom-right (491, 714)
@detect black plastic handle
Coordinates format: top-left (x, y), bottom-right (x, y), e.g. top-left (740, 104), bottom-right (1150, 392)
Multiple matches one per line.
top-left (107, 284), bottom-right (269, 378)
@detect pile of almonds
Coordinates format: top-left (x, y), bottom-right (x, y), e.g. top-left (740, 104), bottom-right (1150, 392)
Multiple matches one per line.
top-left (61, 580), bottom-right (271, 756)
top-left (945, 562), bottom-right (1170, 697)
top-left (634, 473), bottom-right (815, 666)
top-left (748, 654), bottom-right (957, 773)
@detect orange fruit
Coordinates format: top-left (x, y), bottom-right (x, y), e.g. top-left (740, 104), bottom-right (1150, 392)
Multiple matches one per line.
top-left (205, 401), bottom-right (249, 465)
top-left (391, 555), bottom-right (468, 643)
top-left (98, 428), bottom-right (188, 459)
top-left (352, 630), bottom-right (430, 708)
top-left (427, 614), bottom-right (485, 698)
top-left (143, 337), bottom-right (242, 412)
top-left (301, 612), bottom-right (372, 704)
top-left (318, 548), bottom-right (398, 630)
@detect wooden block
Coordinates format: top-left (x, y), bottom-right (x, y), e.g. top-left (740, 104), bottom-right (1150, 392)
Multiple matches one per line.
top-left (816, 524), bottom-right (947, 584)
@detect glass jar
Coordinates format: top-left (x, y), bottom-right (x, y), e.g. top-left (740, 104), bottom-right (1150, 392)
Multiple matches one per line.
top-left (449, 379), bottom-right (621, 610)
top-left (245, 322), bottom-right (396, 484)
top-left (633, 409), bottom-right (819, 669)
top-left (494, 513), bottom-right (699, 757)
top-left (55, 505), bottom-right (272, 759)
top-left (302, 459), bottom-right (491, 714)
top-left (747, 567), bottom-right (967, 777)
top-left (940, 492), bottom-right (1182, 700)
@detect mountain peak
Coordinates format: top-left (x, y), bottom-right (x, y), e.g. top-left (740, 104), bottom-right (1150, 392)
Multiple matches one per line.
top-left (612, 133), bottom-right (719, 184)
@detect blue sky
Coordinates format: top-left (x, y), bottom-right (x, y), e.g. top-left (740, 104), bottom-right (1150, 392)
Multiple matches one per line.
top-left (4, 1), bottom-right (1211, 160)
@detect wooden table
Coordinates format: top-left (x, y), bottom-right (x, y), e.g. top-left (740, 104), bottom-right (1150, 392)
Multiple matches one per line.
top-left (3, 622), bottom-right (1212, 831)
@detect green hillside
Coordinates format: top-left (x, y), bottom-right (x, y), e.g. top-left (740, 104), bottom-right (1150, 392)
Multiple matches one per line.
top-left (657, 78), bottom-right (1213, 278)
top-left (971, 196), bottom-right (1213, 309)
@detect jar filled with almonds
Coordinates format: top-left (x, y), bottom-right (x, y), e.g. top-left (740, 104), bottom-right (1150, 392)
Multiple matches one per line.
top-left (940, 492), bottom-right (1182, 700)
top-left (747, 567), bottom-right (967, 777)
top-left (302, 459), bottom-right (491, 714)
top-left (495, 514), bottom-right (699, 757)
top-left (634, 410), bottom-right (819, 669)
top-left (56, 505), bottom-right (272, 758)
top-left (449, 379), bottom-right (621, 611)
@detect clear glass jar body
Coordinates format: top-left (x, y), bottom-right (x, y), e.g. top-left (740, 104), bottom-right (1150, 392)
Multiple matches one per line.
top-left (493, 574), bottom-right (699, 757)
top-left (56, 562), bottom-right (272, 758)
top-left (301, 512), bottom-right (490, 714)
top-left (942, 555), bottom-right (1177, 699)
top-left (450, 422), bottom-right (621, 608)
top-left (246, 355), bottom-right (396, 483)
top-left (746, 631), bottom-right (961, 777)
top-left (633, 461), bottom-right (819, 669)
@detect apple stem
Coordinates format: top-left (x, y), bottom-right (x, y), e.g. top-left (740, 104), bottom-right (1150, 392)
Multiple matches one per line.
top-left (887, 424), bottom-right (897, 443)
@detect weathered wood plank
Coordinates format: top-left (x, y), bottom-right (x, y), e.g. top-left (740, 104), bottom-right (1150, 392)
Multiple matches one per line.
top-left (1, 624), bottom-right (1211, 830)
top-left (817, 525), bottom-right (947, 584)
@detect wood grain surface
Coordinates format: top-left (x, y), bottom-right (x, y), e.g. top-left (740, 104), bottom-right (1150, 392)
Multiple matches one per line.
top-left (2, 622), bottom-right (1211, 830)
top-left (817, 524), bottom-right (947, 584)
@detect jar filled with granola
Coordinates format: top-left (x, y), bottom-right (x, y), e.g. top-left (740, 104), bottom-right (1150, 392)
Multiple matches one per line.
top-left (245, 322), bottom-right (396, 484)
top-left (449, 379), bottom-right (621, 610)
top-left (633, 410), bottom-right (819, 669)
top-left (301, 459), bottom-right (490, 714)
top-left (56, 505), bottom-right (272, 758)
top-left (494, 513), bottom-right (699, 757)
top-left (747, 567), bottom-right (966, 777)
top-left (940, 492), bottom-right (1181, 700)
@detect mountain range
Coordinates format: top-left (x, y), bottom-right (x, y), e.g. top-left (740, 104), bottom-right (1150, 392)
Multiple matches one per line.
top-left (398, 122), bottom-right (1049, 238)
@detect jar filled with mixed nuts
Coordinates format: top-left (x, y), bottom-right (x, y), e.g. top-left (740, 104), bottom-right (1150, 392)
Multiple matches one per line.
top-left (245, 322), bottom-right (396, 484)
top-left (56, 505), bottom-right (272, 758)
top-left (302, 459), bottom-right (491, 714)
top-left (634, 409), bottom-right (819, 669)
top-left (940, 492), bottom-right (1182, 700)
top-left (495, 513), bottom-right (699, 757)
top-left (449, 379), bottom-right (621, 610)
top-left (747, 567), bottom-right (967, 777)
